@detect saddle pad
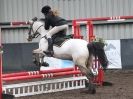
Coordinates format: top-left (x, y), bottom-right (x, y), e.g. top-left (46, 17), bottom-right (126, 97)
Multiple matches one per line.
top-left (53, 35), bottom-right (73, 47)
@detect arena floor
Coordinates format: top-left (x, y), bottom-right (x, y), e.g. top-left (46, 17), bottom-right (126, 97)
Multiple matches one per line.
top-left (16, 70), bottom-right (133, 99)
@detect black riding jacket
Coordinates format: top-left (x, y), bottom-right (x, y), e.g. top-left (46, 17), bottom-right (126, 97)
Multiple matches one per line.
top-left (44, 13), bottom-right (67, 30)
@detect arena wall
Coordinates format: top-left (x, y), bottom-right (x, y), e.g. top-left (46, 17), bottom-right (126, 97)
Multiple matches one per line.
top-left (1, 0), bottom-right (133, 43)
top-left (0, 0), bottom-right (133, 22)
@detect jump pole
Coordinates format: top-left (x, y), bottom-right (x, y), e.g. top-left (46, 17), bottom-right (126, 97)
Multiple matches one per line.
top-left (1, 15), bottom-right (133, 26)
top-left (3, 70), bottom-right (81, 82)
top-left (0, 27), bottom-right (2, 99)
top-left (3, 67), bottom-right (74, 78)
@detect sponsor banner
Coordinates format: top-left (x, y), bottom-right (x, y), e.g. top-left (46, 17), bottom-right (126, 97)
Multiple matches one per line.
top-left (105, 40), bottom-right (122, 69)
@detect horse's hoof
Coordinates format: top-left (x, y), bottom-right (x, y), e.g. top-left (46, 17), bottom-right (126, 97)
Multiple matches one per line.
top-left (87, 83), bottom-right (96, 94)
top-left (33, 60), bottom-right (41, 67)
top-left (88, 88), bottom-right (96, 94)
top-left (85, 80), bottom-right (89, 88)
top-left (41, 62), bottom-right (49, 67)
top-left (33, 60), bottom-right (39, 65)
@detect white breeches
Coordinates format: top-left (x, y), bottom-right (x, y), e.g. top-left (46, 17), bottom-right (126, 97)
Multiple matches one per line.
top-left (46, 24), bottom-right (68, 38)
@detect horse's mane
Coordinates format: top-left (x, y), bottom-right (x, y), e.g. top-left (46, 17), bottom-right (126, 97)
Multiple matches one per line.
top-left (39, 18), bottom-right (45, 23)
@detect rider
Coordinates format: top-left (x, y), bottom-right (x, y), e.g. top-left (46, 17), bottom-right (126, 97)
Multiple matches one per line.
top-left (41, 5), bottom-right (68, 56)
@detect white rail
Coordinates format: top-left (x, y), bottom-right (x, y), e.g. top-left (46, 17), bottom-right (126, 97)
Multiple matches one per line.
top-left (3, 76), bottom-right (87, 97)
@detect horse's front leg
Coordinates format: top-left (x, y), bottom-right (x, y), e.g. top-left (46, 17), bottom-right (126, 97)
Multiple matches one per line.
top-left (32, 52), bottom-right (39, 66)
top-left (32, 49), bottom-right (49, 67)
top-left (39, 53), bottom-right (49, 66)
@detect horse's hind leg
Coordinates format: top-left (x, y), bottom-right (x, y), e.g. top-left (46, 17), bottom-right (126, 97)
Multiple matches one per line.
top-left (74, 57), bottom-right (96, 94)
top-left (78, 65), bottom-right (96, 94)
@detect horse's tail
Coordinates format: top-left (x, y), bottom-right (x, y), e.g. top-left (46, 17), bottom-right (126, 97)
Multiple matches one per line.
top-left (87, 42), bottom-right (95, 56)
top-left (87, 42), bottom-right (105, 57)
top-left (87, 42), bottom-right (108, 70)
top-left (86, 43), bottom-right (94, 69)
top-left (86, 42), bottom-right (101, 68)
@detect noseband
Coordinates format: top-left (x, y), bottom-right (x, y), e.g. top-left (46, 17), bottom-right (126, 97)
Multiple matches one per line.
top-left (28, 21), bottom-right (44, 39)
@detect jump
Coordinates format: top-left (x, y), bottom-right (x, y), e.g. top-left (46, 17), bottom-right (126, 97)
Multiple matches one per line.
top-left (27, 18), bottom-right (108, 94)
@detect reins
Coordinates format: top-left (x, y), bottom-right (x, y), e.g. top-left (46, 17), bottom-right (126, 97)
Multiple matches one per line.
top-left (28, 21), bottom-right (44, 39)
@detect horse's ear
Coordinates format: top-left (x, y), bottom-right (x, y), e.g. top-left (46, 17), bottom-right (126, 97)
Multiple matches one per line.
top-left (28, 20), bottom-right (34, 25)
top-left (28, 17), bottom-right (38, 24)
top-left (32, 17), bottom-right (38, 21)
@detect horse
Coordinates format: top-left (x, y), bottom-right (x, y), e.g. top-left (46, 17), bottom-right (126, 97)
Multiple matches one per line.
top-left (27, 18), bottom-right (108, 94)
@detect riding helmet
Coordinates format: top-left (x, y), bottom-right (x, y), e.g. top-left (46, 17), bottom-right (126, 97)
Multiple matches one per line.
top-left (41, 5), bottom-right (51, 15)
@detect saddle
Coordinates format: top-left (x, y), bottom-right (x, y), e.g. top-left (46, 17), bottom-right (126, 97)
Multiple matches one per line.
top-left (52, 31), bottom-right (73, 47)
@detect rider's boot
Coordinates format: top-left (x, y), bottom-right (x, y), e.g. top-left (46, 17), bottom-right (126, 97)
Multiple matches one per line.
top-left (44, 38), bottom-right (54, 57)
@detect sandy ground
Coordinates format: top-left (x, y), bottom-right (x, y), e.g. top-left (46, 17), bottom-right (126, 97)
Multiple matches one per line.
top-left (13, 70), bottom-right (133, 99)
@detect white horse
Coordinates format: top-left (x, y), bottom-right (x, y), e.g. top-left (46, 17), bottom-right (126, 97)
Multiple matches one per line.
top-left (27, 18), bottom-right (108, 94)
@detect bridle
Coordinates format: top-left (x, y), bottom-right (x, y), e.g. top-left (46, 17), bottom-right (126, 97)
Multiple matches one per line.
top-left (28, 20), bottom-right (44, 41)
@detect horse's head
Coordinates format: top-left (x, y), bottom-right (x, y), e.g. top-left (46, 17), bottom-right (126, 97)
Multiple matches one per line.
top-left (27, 17), bottom-right (45, 42)
top-left (91, 42), bottom-right (108, 70)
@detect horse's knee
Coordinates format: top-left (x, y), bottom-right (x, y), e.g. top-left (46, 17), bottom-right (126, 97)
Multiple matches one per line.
top-left (33, 49), bottom-right (43, 54)
top-left (78, 66), bottom-right (89, 76)
top-left (78, 65), bottom-right (95, 80)
top-left (87, 71), bottom-right (95, 79)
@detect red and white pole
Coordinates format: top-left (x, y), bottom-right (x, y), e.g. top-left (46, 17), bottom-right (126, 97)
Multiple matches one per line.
top-left (3, 67), bottom-right (74, 78)
top-left (0, 27), bottom-right (3, 99)
top-left (3, 71), bottom-right (81, 82)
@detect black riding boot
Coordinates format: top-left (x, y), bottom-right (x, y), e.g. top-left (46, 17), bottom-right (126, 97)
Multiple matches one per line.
top-left (44, 38), bottom-right (54, 56)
